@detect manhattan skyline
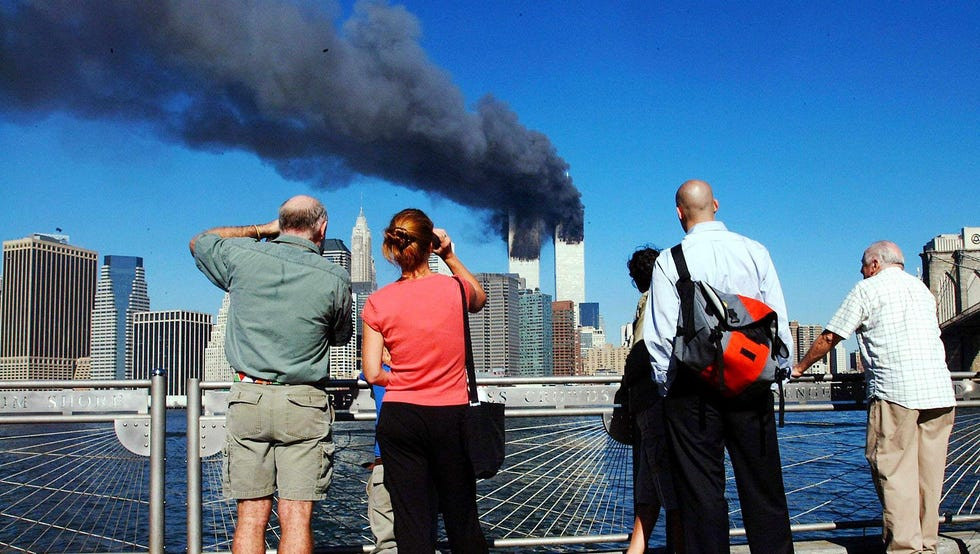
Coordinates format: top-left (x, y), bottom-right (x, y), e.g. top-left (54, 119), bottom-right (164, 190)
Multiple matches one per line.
top-left (1, 1), bottom-right (977, 332)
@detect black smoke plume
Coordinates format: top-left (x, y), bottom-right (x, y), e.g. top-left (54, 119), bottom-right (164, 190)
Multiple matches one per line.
top-left (0, 0), bottom-right (583, 259)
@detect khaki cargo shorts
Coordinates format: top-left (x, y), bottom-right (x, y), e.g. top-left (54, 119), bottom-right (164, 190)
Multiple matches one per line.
top-left (223, 382), bottom-right (335, 501)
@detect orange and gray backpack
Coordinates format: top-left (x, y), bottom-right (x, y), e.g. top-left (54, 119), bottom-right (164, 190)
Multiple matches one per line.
top-left (670, 245), bottom-right (789, 413)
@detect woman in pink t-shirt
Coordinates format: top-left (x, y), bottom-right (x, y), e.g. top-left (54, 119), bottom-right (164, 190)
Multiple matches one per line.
top-left (361, 208), bottom-right (487, 553)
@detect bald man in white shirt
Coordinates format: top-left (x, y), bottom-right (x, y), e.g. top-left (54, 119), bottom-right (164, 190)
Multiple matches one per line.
top-left (643, 180), bottom-right (793, 553)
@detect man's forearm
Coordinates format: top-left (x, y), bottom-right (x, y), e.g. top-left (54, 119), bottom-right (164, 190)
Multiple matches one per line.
top-left (792, 331), bottom-right (843, 377)
top-left (189, 220), bottom-right (279, 254)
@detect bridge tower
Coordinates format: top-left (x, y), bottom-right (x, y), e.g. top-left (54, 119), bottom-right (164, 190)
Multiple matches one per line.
top-left (921, 227), bottom-right (980, 371)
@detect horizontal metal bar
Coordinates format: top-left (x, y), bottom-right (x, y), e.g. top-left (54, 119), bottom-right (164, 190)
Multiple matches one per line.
top-left (0, 380), bottom-right (151, 389)
top-left (949, 372), bottom-right (979, 379)
top-left (0, 413), bottom-right (149, 424)
top-left (492, 533), bottom-right (630, 548)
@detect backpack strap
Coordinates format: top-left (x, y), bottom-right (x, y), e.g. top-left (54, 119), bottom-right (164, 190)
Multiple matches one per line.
top-left (670, 245), bottom-right (695, 341)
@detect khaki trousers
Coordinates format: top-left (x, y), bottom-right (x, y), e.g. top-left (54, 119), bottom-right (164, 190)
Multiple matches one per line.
top-left (366, 464), bottom-right (397, 553)
top-left (865, 399), bottom-right (955, 554)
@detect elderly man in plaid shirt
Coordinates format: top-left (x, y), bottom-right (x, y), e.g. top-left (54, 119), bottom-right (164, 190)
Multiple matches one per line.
top-left (793, 240), bottom-right (956, 553)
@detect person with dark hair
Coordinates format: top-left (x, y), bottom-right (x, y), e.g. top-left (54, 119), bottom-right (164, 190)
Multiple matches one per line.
top-left (361, 208), bottom-right (488, 553)
top-left (624, 247), bottom-right (682, 553)
top-left (190, 195), bottom-right (353, 554)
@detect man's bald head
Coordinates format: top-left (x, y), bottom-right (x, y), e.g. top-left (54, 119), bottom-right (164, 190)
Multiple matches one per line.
top-left (279, 195), bottom-right (327, 241)
top-left (675, 179), bottom-right (719, 231)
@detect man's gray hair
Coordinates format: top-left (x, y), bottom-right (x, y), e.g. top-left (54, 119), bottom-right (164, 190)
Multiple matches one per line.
top-left (863, 240), bottom-right (904, 266)
top-left (279, 198), bottom-right (326, 233)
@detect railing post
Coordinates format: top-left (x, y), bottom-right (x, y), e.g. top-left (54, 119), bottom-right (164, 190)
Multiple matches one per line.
top-left (187, 378), bottom-right (203, 554)
top-left (150, 368), bottom-right (167, 553)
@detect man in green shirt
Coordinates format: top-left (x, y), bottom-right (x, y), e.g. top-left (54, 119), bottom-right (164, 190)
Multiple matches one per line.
top-left (191, 195), bottom-right (352, 554)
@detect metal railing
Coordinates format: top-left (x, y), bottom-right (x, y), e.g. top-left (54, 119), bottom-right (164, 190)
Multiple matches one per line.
top-left (1, 370), bottom-right (976, 552)
top-left (184, 372), bottom-right (980, 553)
top-left (0, 370), bottom-right (167, 553)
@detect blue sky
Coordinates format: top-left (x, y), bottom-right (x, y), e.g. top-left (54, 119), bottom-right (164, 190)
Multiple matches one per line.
top-left (1, 1), bottom-right (978, 335)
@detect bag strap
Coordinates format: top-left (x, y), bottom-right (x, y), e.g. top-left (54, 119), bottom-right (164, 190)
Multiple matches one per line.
top-left (670, 245), bottom-right (695, 341)
top-left (454, 276), bottom-right (480, 405)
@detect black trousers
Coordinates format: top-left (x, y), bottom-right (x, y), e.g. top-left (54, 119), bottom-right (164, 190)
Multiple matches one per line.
top-left (664, 372), bottom-right (793, 553)
top-left (377, 402), bottom-right (488, 554)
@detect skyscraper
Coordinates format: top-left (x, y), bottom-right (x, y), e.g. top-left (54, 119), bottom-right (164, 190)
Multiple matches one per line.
top-left (428, 253), bottom-right (451, 275)
top-left (350, 207), bottom-right (377, 290)
top-left (508, 213), bottom-right (541, 290)
top-left (331, 293), bottom-right (358, 380)
top-left (552, 300), bottom-right (579, 377)
top-left (321, 238), bottom-right (357, 379)
top-left (321, 238), bottom-right (352, 274)
top-left (90, 255), bottom-right (150, 380)
top-left (554, 223), bottom-right (585, 323)
top-left (518, 288), bottom-right (553, 377)
top-left (203, 292), bottom-right (233, 382)
top-left (132, 309), bottom-right (212, 402)
top-left (0, 234), bottom-right (98, 380)
top-left (470, 273), bottom-right (521, 376)
top-left (578, 302), bottom-right (600, 329)
top-left (791, 321), bottom-right (829, 375)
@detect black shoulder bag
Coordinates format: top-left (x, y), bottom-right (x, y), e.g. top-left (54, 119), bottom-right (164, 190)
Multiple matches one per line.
top-left (455, 277), bottom-right (506, 479)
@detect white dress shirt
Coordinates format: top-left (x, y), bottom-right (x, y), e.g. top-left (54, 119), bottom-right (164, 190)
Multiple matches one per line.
top-left (825, 266), bottom-right (954, 409)
top-left (642, 221), bottom-right (793, 394)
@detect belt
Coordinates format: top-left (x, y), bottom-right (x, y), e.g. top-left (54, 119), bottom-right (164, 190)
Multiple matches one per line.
top-left (236, 371), bottom-right (281, 385)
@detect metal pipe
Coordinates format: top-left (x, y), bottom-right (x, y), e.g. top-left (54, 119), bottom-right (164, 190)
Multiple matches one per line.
top-left (187, 378), bottom-right (203, 554)
top-left (149, 368), bottom-right (167, 554)
top-left (0, 413), bottom-right (150, 424)
top-left (0, 379), bottom-right (151, 389)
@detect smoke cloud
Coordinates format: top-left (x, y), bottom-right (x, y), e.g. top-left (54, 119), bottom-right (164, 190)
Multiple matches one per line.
top-left (0, 0), bottom-right (583, 259)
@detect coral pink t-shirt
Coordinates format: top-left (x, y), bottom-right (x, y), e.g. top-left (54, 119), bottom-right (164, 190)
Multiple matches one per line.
top-left (361, 274), bottom-right (471, 406)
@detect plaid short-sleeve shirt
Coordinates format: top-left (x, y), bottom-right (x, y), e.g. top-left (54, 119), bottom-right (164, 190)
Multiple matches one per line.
top-left (825, 267), bottom-right (955, 409)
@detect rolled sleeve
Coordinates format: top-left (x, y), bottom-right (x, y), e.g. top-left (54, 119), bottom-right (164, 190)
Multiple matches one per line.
top-left (192, 233), bottom-right (233, 291)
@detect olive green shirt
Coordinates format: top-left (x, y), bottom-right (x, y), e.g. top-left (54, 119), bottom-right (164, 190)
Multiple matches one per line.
top-left (193, 233), bottom-right (352, 385)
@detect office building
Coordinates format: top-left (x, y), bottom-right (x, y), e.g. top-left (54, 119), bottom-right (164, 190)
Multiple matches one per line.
top-left (791, 321), bottom-right (829, 374)
top-left (580, 325), bottom-right (606, 353)
top-left (583, 344), bottom-right (629, 375)
top-left (830, 342), bottom-right (852, 375)
top-left (203, 293), bottom-right (233, 382)
top-left (90, 255), bottom-right (150, 381)
top-left (428, 253), bottom-right (451, 275)
top-left (321, 238), bottom-right (352, 274)
top-left (330, 295), bottom-right (358, 380)
top-left (350, 207), bottom-right (377, 290)
top-left (554, 223), bottom-right (585, 324)
top-left (352, 282), bottom-right (373, 372)
top-left (0, 234), bottom-right (97, 380)
top-left (579, 302), bottom-right (600, 329)
top-left (132, 310), bottom-right (212, 402)
top-left (849, 351), bottom-right (864, 373)
top-left (471, 273), bottom-right (521, 376)
top-left (552, 300), bottom-right (579, 377)
top-left (508, 213), bottom-right (541, 290)
top-left (321, 238), bottom-right (357, 378)
top-left (518, 288), bottom-right (553, 377)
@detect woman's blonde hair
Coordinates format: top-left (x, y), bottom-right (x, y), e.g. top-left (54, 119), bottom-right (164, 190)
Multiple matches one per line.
top-left (382, 208), bottom-right (437, 271)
